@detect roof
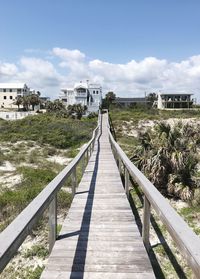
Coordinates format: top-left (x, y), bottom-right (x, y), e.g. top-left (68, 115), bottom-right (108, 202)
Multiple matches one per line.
top-left (88, 84), bottom-right (101, 88)
top-left (61, 82), bottom-right (101, 91)
top-left (61, 88), bottom-right (74, 92)
top-left (159, 93), bottom-right (193, 96)
top-left (0, 83), bottom-right (28, 89)
top-left (74, 82), bottom-right (88, 89)
top-left (114, 97), bottom-right (147, 103)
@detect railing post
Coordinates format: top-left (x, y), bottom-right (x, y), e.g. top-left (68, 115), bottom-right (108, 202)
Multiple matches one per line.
top-left (118, 157), bottom-right (122, 174)
top-left (90, 143), bottom-right (92, 156)
top-left (142, 196), bottom-right (151, 252)
top-left (72, 167), bottom-right (77, 198)
top-left (113, 147), bottom-right (117, 162)
top-left (49, 195), bottom-right (57, 252)
top-left (86, 148), bottom-right (89, 163)
top-left (82, 154), bottom-right (85, 175)
top-left (125, 167), bottom-right (130, 198)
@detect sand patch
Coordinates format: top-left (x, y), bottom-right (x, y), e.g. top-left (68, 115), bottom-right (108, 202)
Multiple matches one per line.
top-left (47, 155), bottom-right (72, 165)
top-left (0, 161), bottom-right (16, 172)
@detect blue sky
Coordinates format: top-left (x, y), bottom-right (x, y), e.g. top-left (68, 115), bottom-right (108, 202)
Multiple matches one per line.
top-left (1, 0), bottom-right (200, 100)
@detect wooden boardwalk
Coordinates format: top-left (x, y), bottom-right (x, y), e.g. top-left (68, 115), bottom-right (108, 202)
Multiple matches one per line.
top-left (41, 114), bottom-right (155, 279)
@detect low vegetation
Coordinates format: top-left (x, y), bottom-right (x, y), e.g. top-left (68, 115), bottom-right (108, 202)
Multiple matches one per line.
top-left (110, 105), bottom-right (200, 124)
top-left (0, 113), bottom-right (96, 148)
top-left (110, 105), bottom-right (200, 278)
top-left (0, 112), bottom-right (97, 279)
top-left (131, 122), bottom-right (200, 202)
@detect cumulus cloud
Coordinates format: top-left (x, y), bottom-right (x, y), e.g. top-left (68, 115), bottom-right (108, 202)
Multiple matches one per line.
top-left (1, 48), bottom-right (200, 100)
top-left (53, 47), bottom-right (85, 62)
top-left (0, 62), bottom-right (18, 77)
top-left (18, 57), bottom-right (62, 86)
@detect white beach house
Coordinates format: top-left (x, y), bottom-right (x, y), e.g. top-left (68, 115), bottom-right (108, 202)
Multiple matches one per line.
top-left (0, 83), bottom-right (30, 108)
top-left (60, 81), bottom-right (102, 113)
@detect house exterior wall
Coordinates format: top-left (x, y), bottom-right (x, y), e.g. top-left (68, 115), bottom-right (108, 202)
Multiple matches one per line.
top-left (0, 91), bottom-right (18, 108)
top-left (60, 82), bottom-right (102, 112)
top-left (0, 84), bottom-right (30, 109)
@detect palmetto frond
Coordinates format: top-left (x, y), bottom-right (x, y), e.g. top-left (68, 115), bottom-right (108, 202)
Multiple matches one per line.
top-left (131, 121), bottom-right (199, 201)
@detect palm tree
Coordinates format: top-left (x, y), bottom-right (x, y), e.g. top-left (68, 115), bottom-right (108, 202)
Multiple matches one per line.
top-left (29, 94), bottom-right (41, 111)
top-left (14, 96), bottom-right (23, 111)
top-left (131, 121), bottom-right (198, 201)
top-left (67, 104), bottom-right (87, 119)
top-left (22, 96), bottom-right (30, 111)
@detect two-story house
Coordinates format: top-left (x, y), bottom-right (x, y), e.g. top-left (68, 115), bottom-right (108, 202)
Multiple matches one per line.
top-left (0, 83), bottom-right (30, 109)
top-left (157, 92), bottom-right (194, 109)
top-left (60, 81), bottom-right (102, 113)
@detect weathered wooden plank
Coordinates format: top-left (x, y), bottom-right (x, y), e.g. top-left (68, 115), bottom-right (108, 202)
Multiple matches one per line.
top-left (41, 271), bottom-right (155, 279)
top-left (44, 263), bottom-right (153, 273)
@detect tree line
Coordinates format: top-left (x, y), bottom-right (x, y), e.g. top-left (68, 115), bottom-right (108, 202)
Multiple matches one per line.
top-left (14, 93), bottom-right (41, 111)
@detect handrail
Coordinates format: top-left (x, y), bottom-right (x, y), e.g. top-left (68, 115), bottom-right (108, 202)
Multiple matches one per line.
top-left (0, 113), bottom-right (102, 273)
top-left (107, 114), bottom-right (200, 278)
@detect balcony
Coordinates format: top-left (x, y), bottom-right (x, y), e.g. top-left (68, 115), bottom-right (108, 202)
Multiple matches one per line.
top-left (75, 92), bottom-right (87, 98)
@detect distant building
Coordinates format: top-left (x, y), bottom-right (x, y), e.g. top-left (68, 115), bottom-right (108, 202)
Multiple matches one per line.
top-left (157, 93), bottom-right (194, 110)
top-left (60, 81), bottom-right (102, 113)
top-left (113, 97), bottom-right (148, 107)
top-left (0, 83), bottom-right (30, 108)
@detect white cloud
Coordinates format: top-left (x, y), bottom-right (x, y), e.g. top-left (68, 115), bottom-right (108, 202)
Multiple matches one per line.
top-left (1, 48), bottom-right (200, 100)
top-left (16, 57), bottom-right (63, 95)
top-left (0, 62), bottom-right (18, 77)
top-left (52, 47), bottom-right (85, 61)
top-left (19, 57), bottom-right (61, 84)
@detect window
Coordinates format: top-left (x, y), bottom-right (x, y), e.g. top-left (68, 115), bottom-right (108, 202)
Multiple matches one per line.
top-left (3, 89), bottom-right (6, 92)
top-left (93, 90), bottom-right (95, 94)
top-left (10, 96), bottom-right (13, 99)
top-left (96, 91), bottom-right (99, 94)
top-left (4, 96), bottom-right (6, 99)
top-left (9, 89), bottom-right (12, 92)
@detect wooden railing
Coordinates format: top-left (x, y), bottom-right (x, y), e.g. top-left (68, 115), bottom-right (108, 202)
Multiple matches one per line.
top-left (0, 114), bottom-right (102, 273)
top-left (107, 115), bottom-right (200, 279)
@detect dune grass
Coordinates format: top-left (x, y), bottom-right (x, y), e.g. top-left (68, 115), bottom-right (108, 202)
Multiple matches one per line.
top-left (0, 114), bottom-right (97, 148)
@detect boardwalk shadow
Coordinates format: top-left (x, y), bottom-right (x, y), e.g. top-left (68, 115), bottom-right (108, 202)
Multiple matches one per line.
top-left (68, 140), bottom-right (100, 278)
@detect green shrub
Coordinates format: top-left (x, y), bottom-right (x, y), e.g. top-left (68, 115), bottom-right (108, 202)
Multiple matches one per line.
top-left (23, 245), bottom-right (49, 259)
top-left (20, 266), bottom-right (44, 279)
top-left (28, 149), bottom-right (40, 164)
top-left (0, 167), bottom-right (57, 228)
top-left (0, 114), bottom-right (97, 149)
top-left (42, 146), bottom-right (57, 157)
top-left (0, 149), bottom-right (5, 165)
top-left (57, 190), bottom-right (72, 210)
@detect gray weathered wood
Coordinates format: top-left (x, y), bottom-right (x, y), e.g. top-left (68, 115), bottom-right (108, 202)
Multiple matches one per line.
top-left (81, 154), bottom-right (85, 175)
top-left (118, 157), bottom-right (122, 175)
top-left (49, 196), bottom-right (57, 252)
top-left (142, 196), bottom-right (151, 252)
top-left (125, 167), bottom-right (130, 198)
top-left (40, 113), bottom-right (155, 279)
top-left (71, 167), bottom-right (77, 197)
top-left (86, 148), bottom-right (89, 163)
